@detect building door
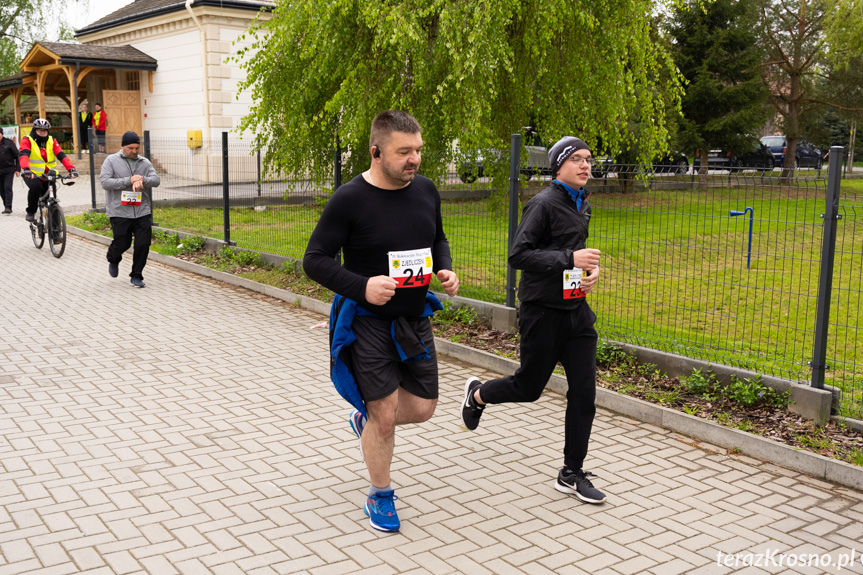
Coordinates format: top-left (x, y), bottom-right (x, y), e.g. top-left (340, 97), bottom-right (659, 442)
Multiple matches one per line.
top-left (103, 90), bottom-right (141, 142)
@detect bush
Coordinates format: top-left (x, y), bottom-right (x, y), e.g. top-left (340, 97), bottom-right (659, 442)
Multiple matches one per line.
top-left (682, 369), bottom-right (790, 408)
top-left (177, 235), bottom-right (206, 255)
top-left (80, 211), bottom-right (110, 230)
top-left (596, 340), bottom-right (628, 368)
top-left (434, 301), bottom-right (481, 327)
top-left (726, 375), bottom-right (790, 408)
top-left (282, 259), bottom-right (304, 274)
top-left (152, 229), bottom-right (180, 246)
top-left (233, 249), bottom-right (265, 267)
top-left (683, 368), bottom-right (721, 399)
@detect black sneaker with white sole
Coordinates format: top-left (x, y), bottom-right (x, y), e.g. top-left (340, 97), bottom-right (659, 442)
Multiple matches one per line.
top-left (555, 468), bottom-right (607, 504)
top-left (462, 377), bottom-right (485, 430)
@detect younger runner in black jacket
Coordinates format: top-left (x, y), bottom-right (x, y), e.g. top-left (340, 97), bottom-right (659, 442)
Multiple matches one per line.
top-left (461, 136), bottom-right (607, 504)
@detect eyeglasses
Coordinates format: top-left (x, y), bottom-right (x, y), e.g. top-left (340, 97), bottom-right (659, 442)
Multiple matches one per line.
top-left (567, 155), bottom-right (594, 167)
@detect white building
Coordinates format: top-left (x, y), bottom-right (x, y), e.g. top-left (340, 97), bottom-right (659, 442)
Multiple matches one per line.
top-left (0, 0), bottom-right (274, 151)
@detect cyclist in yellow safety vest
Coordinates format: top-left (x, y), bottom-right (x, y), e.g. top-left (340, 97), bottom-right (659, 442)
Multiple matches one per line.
top-left (19, 118), bottom-right (78, 221)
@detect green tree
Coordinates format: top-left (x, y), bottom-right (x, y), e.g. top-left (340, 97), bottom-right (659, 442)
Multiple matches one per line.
top-left (823, 0), bottom-right (863, 69)
top-left (668, 0), bottom-right (769, 177)
top-left (801, 107), bottom-right (856, 152)
top-left (757, 0), bottom-right (863, 174)
top-left (233, 0), bottom-right (683, 181)
top-left (0, 0), bottom-right (84, 76)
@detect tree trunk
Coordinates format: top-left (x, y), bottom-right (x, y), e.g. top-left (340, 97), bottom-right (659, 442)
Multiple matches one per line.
top-left (698, 147), bottom-right (709, 189)
top-left (780, 14), bottom-right (804, 180)
top-left (619, 170), bottom-right (635, 194)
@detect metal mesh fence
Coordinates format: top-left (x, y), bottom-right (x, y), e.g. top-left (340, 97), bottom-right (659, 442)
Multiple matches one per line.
top-left (93, 133), bottom-right (861, 419)
top-left (831, 185), bottom-right (863, 418)
top-left (588, 165), bottom-right (826, 382)
top-left (145, 138), bottom-right (519, 298)
top-left (432, 151), bottom-right (514, 303)
top-left (146, 136), bottom-right (329, 260)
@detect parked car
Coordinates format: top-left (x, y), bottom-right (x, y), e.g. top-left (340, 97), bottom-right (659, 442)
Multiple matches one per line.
top-left (760, 135), bottom-right (823, 169)
top-left (590, 151), bottom-right (689, 177)
top-left (702, 143), bottom-right (775, 172)
top-left (457, 129), bottom-right (552, 183)
top-left (522, 134), bottom-right (552, 179)
top-left (652, 152), bottom-right (690, 174)
top-left (458, 155), bottom-right (486, 183)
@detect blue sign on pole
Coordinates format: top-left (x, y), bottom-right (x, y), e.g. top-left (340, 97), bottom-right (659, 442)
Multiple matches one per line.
top-left (730, 207), bottom-right (754, 269)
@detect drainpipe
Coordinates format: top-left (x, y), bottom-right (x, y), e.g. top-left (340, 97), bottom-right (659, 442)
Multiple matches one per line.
top-left (186, 0), bottom-right (211, 142)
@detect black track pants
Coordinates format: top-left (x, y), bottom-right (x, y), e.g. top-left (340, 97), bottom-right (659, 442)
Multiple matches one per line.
top-left (107, 214), bottom-right (153, 280)
top-left (479, 301), bottom-right (598, 470)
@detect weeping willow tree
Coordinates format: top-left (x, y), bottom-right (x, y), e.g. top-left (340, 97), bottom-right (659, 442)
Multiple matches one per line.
top-left (232, 0), bottom-right (684, 182)
top-left (0, 0), bottom-right (84, 76)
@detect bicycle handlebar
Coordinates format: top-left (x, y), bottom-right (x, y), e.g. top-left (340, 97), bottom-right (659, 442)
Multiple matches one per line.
top-left (39, 169), bottom-right (76, 186)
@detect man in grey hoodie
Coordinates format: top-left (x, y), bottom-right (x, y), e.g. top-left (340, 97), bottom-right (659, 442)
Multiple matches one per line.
top-left (100, 131), bottom-right (161, 287)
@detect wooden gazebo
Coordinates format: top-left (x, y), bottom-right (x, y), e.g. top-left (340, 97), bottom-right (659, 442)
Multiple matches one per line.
top-left (0, 42), bottom-right (157, 153)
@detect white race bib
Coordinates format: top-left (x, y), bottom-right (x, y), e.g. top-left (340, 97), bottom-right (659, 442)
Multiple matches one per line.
top-left (563, 267), bottom-right (586, 299)
top-left (388, 248), bottom-right (433, 288)
top-left (121, 191), bottom-right (142, 206)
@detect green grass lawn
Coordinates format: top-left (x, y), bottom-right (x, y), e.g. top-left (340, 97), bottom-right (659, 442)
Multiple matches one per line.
top-left (73, 177), bottom-right (863, 418)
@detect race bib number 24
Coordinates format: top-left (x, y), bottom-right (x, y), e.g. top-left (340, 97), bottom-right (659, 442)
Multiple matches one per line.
top-left (388, 248), bottom-right (433, 288)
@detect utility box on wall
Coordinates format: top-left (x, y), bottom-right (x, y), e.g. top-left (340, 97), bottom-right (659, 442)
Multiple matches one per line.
top-left (187, 129), bottom-right (202, 149)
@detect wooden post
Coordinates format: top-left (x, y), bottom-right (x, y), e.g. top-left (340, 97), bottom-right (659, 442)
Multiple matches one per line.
top-left (63, 65), bottom-right (80, 155)
top-left (12, 87), bottom-right (22, 127)
top-left (36, 70), bottom-right (47, 119)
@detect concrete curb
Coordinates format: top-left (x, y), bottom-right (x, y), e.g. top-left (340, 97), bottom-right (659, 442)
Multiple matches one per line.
top-left (617, 343), bottom-right (836, 425)
top-left (68, 225), bottom-right (863, 492)
top-left (433, 339), bottom-right (863, 492)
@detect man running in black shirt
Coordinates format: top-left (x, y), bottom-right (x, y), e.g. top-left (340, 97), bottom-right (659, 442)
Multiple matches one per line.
top-left (303, 110), bottom-right (460, 532)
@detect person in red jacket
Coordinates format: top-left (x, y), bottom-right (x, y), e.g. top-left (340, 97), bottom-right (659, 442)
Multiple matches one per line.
top-left (19, 118), bottom-right (78, 221)
top-left (92, 102), bottom-right (107, 152)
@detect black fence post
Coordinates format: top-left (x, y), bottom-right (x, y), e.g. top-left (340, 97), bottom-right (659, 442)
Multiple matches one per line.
top-left (334, 137), bottom-right (342, 190)
top-left (334, 137), bottom-right (342, 265)
top-left (257, 145), bottom-right (262, 197)
top-left (73, 63), bottom-right (81, 161)
top-left (810, 146), bottom-right (843, 391)
top-left (506, 133), bottom-right (521, 308)
top-left (143, 130), bottom-right (150, 159)
top-left (222, 131), bottom-right (233, 245)
top-left (89, 127), bottom-right (96, 210)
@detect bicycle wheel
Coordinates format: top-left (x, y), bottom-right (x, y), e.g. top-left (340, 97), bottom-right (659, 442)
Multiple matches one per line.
top-left (30, 213), bottom-right (45, 249)
top-left (48, 203), bottom-right (66, 258)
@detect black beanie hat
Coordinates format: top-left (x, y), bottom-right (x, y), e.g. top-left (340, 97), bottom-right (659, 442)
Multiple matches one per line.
top-left (548, 136), bottom-right (591, 175)
top-left (121, 131), bottom-right (140, 146)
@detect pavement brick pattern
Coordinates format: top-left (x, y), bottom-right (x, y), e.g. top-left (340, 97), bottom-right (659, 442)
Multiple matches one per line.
top-left (1, 207), bottom-right (863, 575)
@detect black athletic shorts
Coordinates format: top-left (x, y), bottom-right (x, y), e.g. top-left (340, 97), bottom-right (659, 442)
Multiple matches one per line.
top-left (347, 315), bottom-right (439, 403)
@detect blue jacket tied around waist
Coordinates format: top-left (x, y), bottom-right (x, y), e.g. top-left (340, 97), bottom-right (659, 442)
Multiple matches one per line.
top-left (329, 292), bottom-right (443, 419)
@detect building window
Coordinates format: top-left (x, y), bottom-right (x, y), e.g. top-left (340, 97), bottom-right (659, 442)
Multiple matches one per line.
top-left (126, 72), bottom-right (140, 91)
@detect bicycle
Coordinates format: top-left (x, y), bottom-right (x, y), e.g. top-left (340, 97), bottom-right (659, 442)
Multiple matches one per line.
top-left (29, 169), bottom-right (74, 258)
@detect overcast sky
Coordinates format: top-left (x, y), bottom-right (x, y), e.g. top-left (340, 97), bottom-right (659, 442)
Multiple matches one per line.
top-left (69, 0), bottom-right (134, 34)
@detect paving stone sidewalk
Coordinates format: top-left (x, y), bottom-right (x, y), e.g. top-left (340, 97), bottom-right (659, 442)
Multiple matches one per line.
top-left (1, 209), bottom-right (862, 575)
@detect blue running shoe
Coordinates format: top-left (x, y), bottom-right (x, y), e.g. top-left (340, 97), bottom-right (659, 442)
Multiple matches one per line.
top-left (364, 490), bottom-right (400, 532)
top-left (349, 409), bottom-right (366, 461)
